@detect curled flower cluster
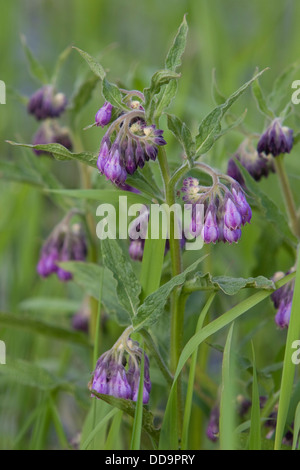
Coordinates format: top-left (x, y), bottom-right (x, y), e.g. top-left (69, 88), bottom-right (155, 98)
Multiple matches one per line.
top-left (37, 214), bottom-right (87, 282)
top-left (90, 333), bottom-right (151, 404)
top-left (257, 118), bottom-right (294, 157)
top-left (32, 121), bottom-right (72, 155)
top-left (28, 85), bottom-right (68, 120)
top-left (96, 93), bottom-right (166, 185)
top-left (181, 172), bottom-right (252, 244)
top-left (271, 269), bottom-right (295, 329)
top-left (27, 84), bottom-right (72, 156)
top-left (227, 138), bottom-right (275, 187)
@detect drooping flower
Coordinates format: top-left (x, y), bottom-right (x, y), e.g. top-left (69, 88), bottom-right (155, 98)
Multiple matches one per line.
top-left (271, 269), bottom-right (295, 329)
top-left (227, 139), bottom-right (275, 186)
top-left (181, 175), bottom-right (252, 245)
top-left (37, 214), bottom-right (87, 282)
top-left (90, 332), bottom-right (151, 404)
top-left (95, 92), bottom-right (166, 185)
top-left (28, 85), bottom-right (68, 120)
top-left (32, 121), bottom-right (73, 156)
top-left (257, 118), bottom-right (294, 157)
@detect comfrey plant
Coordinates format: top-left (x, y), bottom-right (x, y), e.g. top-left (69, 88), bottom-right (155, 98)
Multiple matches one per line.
top-left (89, 328), bottom-right (151, 404)
top-left (96, 95), bottom-right (166, 184)
top-left (6, 18), bottom-right (300, 451)
top-left (37, 211), bottom-right (87, 281)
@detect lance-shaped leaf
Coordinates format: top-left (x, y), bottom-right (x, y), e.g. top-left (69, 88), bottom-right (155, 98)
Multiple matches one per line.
top-left (6, 141), bottom-right (98, 168)
top-left (154, 15), bottom-right (188, 119)
top-left (184, 273), bottom-right (275, 296)
top-left (0, 311), bottom-right (92, 348)
top-left (268, 60), bottom-right (300, 111)
top-left (195, 69), bottom-right (267, 155)
top-left (144, 69), bottom-right (181, 120)
top-left (133, 257), bottom-right (206, 331)
top-left (58, 261), bottom-right (131, 326)
top-left (21, 34), bottom-right (49, 84)
top-left (52, 45), bottom-right (72, 86)
top-left (101, 239), bottom-right (141, 320)
top-left (90, 391), bottom-right (160, 443)
top-left (73, 47), bottom-right (106, 80)
top-left (70, 74), bottom-right (99, 117)
top-left (167, 113), bottom-right (195, 163)
top-left (102, 78), bottom-right (129, 111)
top-left (252, 69), bottom-right (275, 119)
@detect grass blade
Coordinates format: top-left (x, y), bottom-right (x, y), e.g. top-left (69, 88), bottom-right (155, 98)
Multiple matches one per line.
top-left (275, 246), bottom-right (300, 449)
top-left (249, 343), bottom-right (261, 450)
top-left (219, 323), bottom-right (236, 450)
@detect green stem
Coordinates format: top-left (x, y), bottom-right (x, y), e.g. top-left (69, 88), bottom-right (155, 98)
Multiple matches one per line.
top-left (274, 155), bottom-right (300, 238)
top-left (157, 143), bottom-right (184, 441)
top-left (141, 328), bottom-right (173, 387)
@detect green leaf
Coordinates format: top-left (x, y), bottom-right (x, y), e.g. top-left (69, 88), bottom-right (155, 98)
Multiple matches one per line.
top-left (211, 69), bottom-right (226, 105)
top-left (153, 80), bottom-right (178, 120)
top-left (101, 239), bottom-right (141, 320)
top-left (52, 45), bottom-right (72, 85)
top-left (219, 324), bottom-right (236, 450)
top-left (19, 297), bottom-right (81, 315)
top-left (173, 271), bottom-right (296, 390)
top-left (130, 349), bottom-right (145, 450)
top-left (195, 69), bottom-right (267, 155)
top-left (73, 47), bottom-right (106, 80)
top-left (184, 272), bottom-right (275, 295)
top-left (81, 408), bottom-right (119, 450)
top-left (91, 391), bottom-right (160, 443)
top-left (181, 294), bottom-right (216, 450)
top-left (252, 71), bottom-right (275, 119)
top-left (292, 402), bottom-right (300, 450)
top-left (102, 78), bottom-right (128, 110)
top-left (6, 141), bottom-right (98, 168)
top-left (167, 113), bottom-right (195, 162)
top-left (275, 245), bottom-right (300, 449)
top-left (144, 69), bottom-right (181, 120)
top-left (165, 14), bottom-right (188, 70)
top-left (249, 343), bottom-right (261, 450)
top-left (58, 262), bottom-right (130, 326)
top-left (21, 34), bottom-right (49, 84)
top-left (0, 160), bottom-right (43, 187)
top-left (70, 74), bottom-right (99, 116)
top-left (0, 311), bottom-right (92, 348)
top-left (235, 160), bottom-right (297, 246)
top-left (153, 15), bottom-right (188, 119)
top-left (47, 188), bottom-right (152, 206)
top-left (0, 358), bottom-right (76, 393)
top-left (268, 60), bottom-right (300, 111)
top-left (133, 257), bottom-right (207, 331)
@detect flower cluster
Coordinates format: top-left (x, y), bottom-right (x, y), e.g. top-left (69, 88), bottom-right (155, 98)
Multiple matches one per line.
top-left (96, 93), bottom-right (166, 185)
top-left (181, 172), bottom-right (252, 244)
top-left (271, 269), bottom-right (295, 329)
top-left (227, 138), bottom-right (275, 187)
top-left (27, 84), bottom-right (72, 155)
top-left (28, 85), bottom-right (68, 120)
top-left (257, 119), bottom-right (294, 157)
top-left (90, 332), bottom-right (151, 404)
top-left (32, 121), bottom-right (72, 155)
top-left (37, 214), bottom-right (87, 282)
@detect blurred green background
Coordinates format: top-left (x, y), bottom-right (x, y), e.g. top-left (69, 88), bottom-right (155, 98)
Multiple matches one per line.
top-left (1, 0), bottom-right (300, 449)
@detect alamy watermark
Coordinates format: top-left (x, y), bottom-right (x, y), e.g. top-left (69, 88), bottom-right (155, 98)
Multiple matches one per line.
top-left (95, 196), bottom-right (205, 250)
top-left (0, 80), bottom-right (6, 104)
top-left (0, 340), bottom-right (6, 365)
top-left (292, 340), bottom-right (300, 365)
